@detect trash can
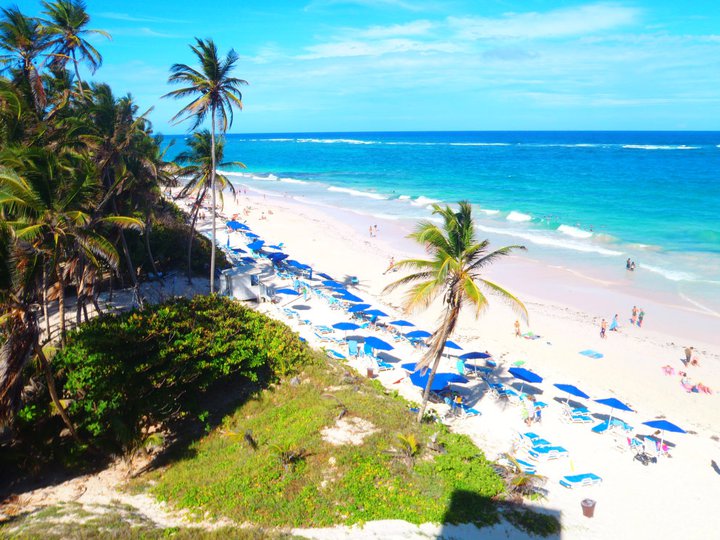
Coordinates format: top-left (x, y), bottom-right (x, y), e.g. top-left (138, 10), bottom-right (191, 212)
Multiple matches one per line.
top-left (366, 367), bottom-right (374, 378)
top-left (581, 499), bottom-right (596, 518)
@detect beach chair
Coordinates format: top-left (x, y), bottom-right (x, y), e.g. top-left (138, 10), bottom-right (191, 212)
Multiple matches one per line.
top-left (347, 340), bottom-right (359, 358)
top-left (326, 349), bottom-right (346, 361)
top-left (559, 473), bottom-right (602, 489)
top-left (591, 421), bottom-right (610, 434)
top-left (363, 342), bottom-right (375, 358)
top-left (562, 405), bottom-right (594, 424)
top-left (459, 403), bottom-right (481, 418)
top-left (497, 455), bottom-right (537, 475)
top-left (377, 359), bottom-right (394, 371)
top-left (527, 445), bottom-right (569, 461)
top-left (517, 432), bottom-right (552, 449)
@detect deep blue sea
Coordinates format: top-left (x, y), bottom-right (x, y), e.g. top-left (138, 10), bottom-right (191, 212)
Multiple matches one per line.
top-left (166, 131), bottom-right (720, 314)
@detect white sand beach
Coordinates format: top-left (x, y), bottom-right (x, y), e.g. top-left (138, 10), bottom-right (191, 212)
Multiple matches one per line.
top-left (175, 185), bottom-right (720, 539)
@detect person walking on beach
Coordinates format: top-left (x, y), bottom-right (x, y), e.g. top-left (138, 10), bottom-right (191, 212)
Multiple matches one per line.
top-left (384, 256), bottom-right (395, 275)
top-left (514, 319), bottom-right (521, 337)
top-left (684, 346), bottom-right (693, 366)
top-left (637, 308), bottom-right (645, 327)
top-left (609, 314), bottom-right (619, 331)
top-left (369, 225), bottom-right (374, 238)
top-left (600, 318), bottom-right (607, 339)
top-left (631, 305), bottom-right (638, 324)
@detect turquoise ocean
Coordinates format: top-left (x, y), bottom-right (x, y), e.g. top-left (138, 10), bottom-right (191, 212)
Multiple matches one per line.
top-left (166, 131), bottom-right (720, 315)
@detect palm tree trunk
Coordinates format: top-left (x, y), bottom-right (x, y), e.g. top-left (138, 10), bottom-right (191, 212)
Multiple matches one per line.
top-left (111, 197), bottom-right (139, 288)
top-left (57, 270), bottom-right (66, 346)
top-left (209, 107), bottom-right (217, 293)
top-left (42, 261), bottom-right (51, 342)
top-left (416, 303), bottom-right (458, 423)
top-left (72, 52), bottom-right (86, 100)
top-left (34, 340), bottom-right (81, 444)
top-left (144, 213), bottom-right (160, 278)
top-left (186, 191), bottom-right (204, 284)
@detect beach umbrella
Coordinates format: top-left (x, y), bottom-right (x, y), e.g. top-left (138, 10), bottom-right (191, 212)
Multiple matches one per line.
top-left (267, 252), bottom-right (288, 262)
top-left (275, 288), bottom-right (300, 296)
top-left (226, 220), bottom-right (249, 231)
top-left (338, 292), bottom-right (364, 303)
top-left (509, 367), bottom-right (543, 393)
top-left (267, 244), bottom-right (283, 250)
top-left (363, 336), bottom-right (394, 351)
top-left (460, 351), bottom-right (491, 360)
top-left (245, 232), bottom-right (259, 238)
top-left (641, 420), bottom-right (686, 448)
top-left (444, 340), bottom-right (463, 350)
top-left (247, 240), bottom-right (265, 251)
top-left (364, 309), bottom-right (388, 317)
top-left (332, 322), bottom-right (360, 331)
top-left (317, 272), bottom-right (334, 280)
top-left (410, 371), bottom-right (468, 392)
top-left (348, 303), bottom-right (372, 313)
top-left (554, 383), bottom-right (590, 402)
top-left (594, 397), bottom-right (633, 425)
top-left (389, 320), bottom-right (415, 327)
top-left (401, 362), bottom-right (417, 371)
top-left (405, 330), bottom-right (432, 339)
top-left (231, 247), bottom-right (247, 254)
top-left (322, 280), bottom-right (345, 288)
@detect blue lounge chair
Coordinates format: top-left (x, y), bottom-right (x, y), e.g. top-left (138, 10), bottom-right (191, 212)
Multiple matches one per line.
top-left (326, 349), bottom-right (346, 360)
top-left (498, 455), bottom-right (537, 475)
top-left (527, 445), bottom-right (569, 461)
top-left (592, 421), bottom-right (610, 434)
top-left (560, 473), bottom-right (602, 489)
top-left (377, 359), bottom-right (394, 371)
top-left (518, 432), bottom-right (552, 449)
top-left (347, 340), bottom-right (359, 358)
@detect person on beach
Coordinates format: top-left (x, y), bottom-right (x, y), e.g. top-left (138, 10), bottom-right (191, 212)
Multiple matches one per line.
top-left (384, 256), bottom-right (395, 275)
top-left (631, 305), bottom-right (638, 324)
top-left (626, 258), bottom-right (632, 270)
top-left (609, 314), bottom-right (619, 331)
top-left (369, 226), bottom-right (373, 238)
top-left (684, 346), bottom-right (693, 366)
top-left (630, 261), bottom-right (636, 271)
top-left (373, 224), bottom-right (378, 237)
top-left (638, 308), bottom-right (645, 327)
top-left (514, 319), bottom-right (521, 337)
top-left (600, 318), bottom-right (607, 338)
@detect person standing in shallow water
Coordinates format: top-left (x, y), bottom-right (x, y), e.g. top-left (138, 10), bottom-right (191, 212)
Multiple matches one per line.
top-left (631, 305), bottom-right (638, 324)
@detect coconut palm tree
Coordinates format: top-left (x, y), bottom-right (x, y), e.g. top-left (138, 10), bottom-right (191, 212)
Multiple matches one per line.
top-left (164, 38), bottom-right (247, 292)
top-left (384, 202), bottom-right (528, 422)
top-left (174, 130), bottom-right (244, 282)
top-left (40, 0), bottom-right (110, 99)
top-left (0, 6), bottom-right (49, 111)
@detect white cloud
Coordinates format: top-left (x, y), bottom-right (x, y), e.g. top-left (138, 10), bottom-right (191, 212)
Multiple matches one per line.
top-left (305, 0), bottom-right (427, 12)
top-left (355, 20), bottom-right (434, 38)
top-left (97, 12), bottom-right (188, 24)
top-left (299, 38), bottom-right (461, 59)
top-left (449, 3), bottom-right (639, 40)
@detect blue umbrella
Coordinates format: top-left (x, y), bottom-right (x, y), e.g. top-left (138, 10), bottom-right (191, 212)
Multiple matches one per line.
top-left (405, 330), bottom-right (431, 339)
top-left (554, 383), bottom-right (590, 401)
top-left (275, 288), bottom-right (300, 296)
top-left (459, 351), bottom-right (491, 360)
top-left (348, 303), bottom-right (372, 313)
top-left (247, 240), bottom-right (265, 251)
top-left (338, 292), bottom-right (364, 303)
top-left (401, 362), bottom-right (417, 371)
top-left (226, 220), bottom-right (249, 231)
top-left (509, 367), bottom-right (543, 393)
top-left (267, 252), bottom-right (288, 262)
top-left (595, 397), bottom-right (633, 425)
top-left (410, 371), bottom-right (468, 392)
top-left (363, 336), bottom-right (394, 351)
top-left (364, 309), bottom-right (388, 317)
top-left (317, 272), bottom-right (334, 280)
top-left (642, 419), bottom-right (686, 448)
top-left (322, 280), bottom-right (345, 288)
top-left (332, 322), bottom-right (360, 331)
top-left (389, 320), bottom-right (415, 327)
top-left (444, 340), bottom-right (463, 350)
top-left (245, 232), bottom-right (259, 238)
top-left (231, 247), bottom-right (247, 254)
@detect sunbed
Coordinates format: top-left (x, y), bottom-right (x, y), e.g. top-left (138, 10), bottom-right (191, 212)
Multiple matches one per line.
top-left (527, 445), bottom-right (569, 461)
top-left (559, 473), bottom-right (602, 489)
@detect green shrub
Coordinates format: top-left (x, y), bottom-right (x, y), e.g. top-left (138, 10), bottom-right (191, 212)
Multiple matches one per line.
top-left (52, 295), bottom-right (311, 452)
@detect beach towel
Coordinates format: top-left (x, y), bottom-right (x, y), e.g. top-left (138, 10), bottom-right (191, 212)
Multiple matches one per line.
top-left (579, 349), bottom-right (604, 359)
top-left (523, 332), bottom-right (541, 340)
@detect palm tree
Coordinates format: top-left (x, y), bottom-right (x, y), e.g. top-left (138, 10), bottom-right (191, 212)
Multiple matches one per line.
top-left (384, 202), bottom-right (528, 422)
top-left (164, 38), bottom-right (247, 292)
top-left (40, 0), bottom-right (110, 99)
top-left (0, 6), bottom-right (49, 111)
top-left (175, 130), bottom-right (244, 283)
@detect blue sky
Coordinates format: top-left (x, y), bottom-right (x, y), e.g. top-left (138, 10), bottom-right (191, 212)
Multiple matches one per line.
top-left (22, 0), bottom-right (720, 133)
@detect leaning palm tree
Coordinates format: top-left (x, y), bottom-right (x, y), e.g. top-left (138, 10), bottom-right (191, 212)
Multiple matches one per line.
top-left (174, 129), bottom-right (244, 283)
top-left (40, 0), bottom-right (110, 99)
top-left (384, 202), bottom-right (528, 422)
top-left (0, 6), bottom-right (50, 111)
top-left (164, 38), bottom-right (247, 292)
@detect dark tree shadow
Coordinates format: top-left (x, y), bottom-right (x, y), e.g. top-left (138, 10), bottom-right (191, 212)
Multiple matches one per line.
top-left (439, 490), bottom-right (561, 539)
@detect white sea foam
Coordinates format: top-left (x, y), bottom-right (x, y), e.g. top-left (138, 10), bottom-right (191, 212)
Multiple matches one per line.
top-left (640, 264), bottom-right (696, 282)
top-left (476, 225), bottom-right (623, 256)
top-left (448, 142), bottom-right (511, 147)
top-left (279, 177), bottom-right (308, 185)
top-left (296, 138), bottom-right (376, 145)
top-left (557, 224), bottom-right (593, 239)
top-left (397, 195), bottom-right (411, 201)
top-left (327, 186), bottom-right (387, 200)
top-left (506, 211), bottom-right (532, 222)
top-left (679, 294), bottom-right (720, 317)
top-left (411, 196), bottom-right (440, 207)
top-left (622, 144), bottom-right (699, 150)
top-left (480, 209), bottom-right (500, 215)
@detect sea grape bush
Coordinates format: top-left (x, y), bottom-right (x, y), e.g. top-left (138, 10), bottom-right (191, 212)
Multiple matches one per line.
top-left (53, 295), bottom-right (311, 452)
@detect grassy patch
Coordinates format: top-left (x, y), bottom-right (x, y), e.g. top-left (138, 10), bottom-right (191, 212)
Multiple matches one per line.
top-left (145, 360), bottom-right (513, 530)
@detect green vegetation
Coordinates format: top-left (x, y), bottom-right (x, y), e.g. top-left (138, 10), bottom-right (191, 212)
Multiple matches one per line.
top-left (384, 201), bottom-right (528, 421)
top-left (145, 360), bottom-right (504, 528)
top-left (8, 295), bottom-right (310, 460)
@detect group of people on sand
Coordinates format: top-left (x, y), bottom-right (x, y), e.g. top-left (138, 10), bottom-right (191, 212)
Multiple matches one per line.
top-left (600, 307), bottom-right (645, 338)
top-left (630, 305), bottom-right (645, 327)
top-left (368, 224), bottom-right (379, 237)
top-left (660, 346), bottom-right (712, 394)
top-left (626, 258), bottom-right (637, 271)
